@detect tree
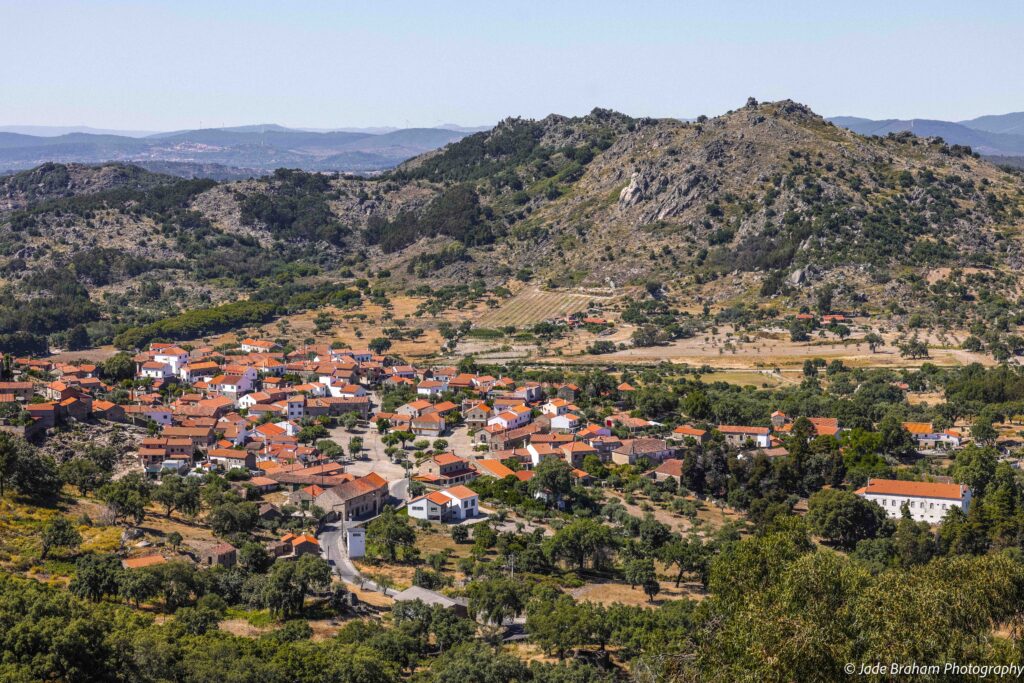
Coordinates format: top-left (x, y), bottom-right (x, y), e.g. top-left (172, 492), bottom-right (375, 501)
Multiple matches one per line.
top-left (328, 584), bottom-right (351, 617)
top-left (40, 516), bottom-right (82, 560)
top-left (240, 541), bottom-right (272, 572)
top-left (806, 488), bottom-right (886, 550)
top-left (864, 332), bottom-right (884, 353)
top-left (0, 433), bottom-right (59, 499)
top-left (815, 286), bottom-right (834, 315)
top-left (878, 415), bottom-right (917, 460)
top-left (971, 415), bottom-right (998, 446)
top-left (118, 568), bottom-right (160, 607)
top-left (661, 535), bottom-right (709, 587)
top-left (98, 473), bottom-right (151, 525)
top-left (951, 445), bottom-right (997, 498)
top-left (622, 557), bottom-right (656, 590)
top-left (153, 475), bottom-right (200, 518)
top-left (465, 577), bottom-right (525, 627)
top-left (70, 553), bottom-right (122, 602)
top-left (898, 336), bottom-right (929, 359)
top-left (549, 518), bottom-right (617, 571)
top-left (526, 594), bottom-right (585, 659)
top-left (451, 525), bottom-right (469, 544)
top-left (529, 457), bottom-right (574, 506)
top-left (341, 412), bottom-right (360, 431)
top-left (642, 576), bottom-right (661, 603)
top-left (429, 605), bottom-right (474, 653)
top-left (428, 642), bottom-right (530, 683)
top-left (368, 337), bottom-right (392, 355)
top-left (101, 352), bottom-right (135, 381)
top-left (59, 458), bottom-right (110, 496)
top-left (167, 531), bottom-right (183, 551)
top-left (149, 561), bottom-right (199, 612)
top-left (366, 507), bottom-right (416, 562)
top-left (208, 501), bottom-right (259, 536)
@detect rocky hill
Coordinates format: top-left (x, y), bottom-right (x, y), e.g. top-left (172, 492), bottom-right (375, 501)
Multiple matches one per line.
top-left (2, 99), bottom-right (1023, 353)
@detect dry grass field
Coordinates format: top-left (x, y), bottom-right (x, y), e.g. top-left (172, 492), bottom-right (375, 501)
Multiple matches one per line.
top-left (476, 287), bottom-right (610, 328)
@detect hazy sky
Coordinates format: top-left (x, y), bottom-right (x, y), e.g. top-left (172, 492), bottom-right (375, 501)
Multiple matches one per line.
top-left (2, 1), bottom-right (1022, 130)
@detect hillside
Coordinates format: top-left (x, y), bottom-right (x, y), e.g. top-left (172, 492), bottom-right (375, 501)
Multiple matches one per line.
top-left (2, 99), bottom-right (1024, 354)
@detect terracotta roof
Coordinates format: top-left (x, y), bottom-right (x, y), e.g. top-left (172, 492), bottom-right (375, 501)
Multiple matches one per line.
top-left (290, 534), bottom-right (318, 547)
top-left (425, 491), bottom-right (452, 505)
top-left (561, 441), bottom-right (597, 453)
top-left (857, 478), bottom-right (968, 501)
top-left (122, 554), bottom-right (166, 569)
top-left (654, 459), bottom-right (685, 477)
top-left (902, 422), bottom-right (935, 435)
top-left (362, 472), bottom-right (387, 488)
top-left (432, 452), bottom-right (465, 466)
top-left (473, 459), bottom-right (516, 478)
top-left (673, 425), bottom-right (707, 437)
top-left (718, 425), bottom-right (771, 435)
top-left (443, 485), bottom-right (478, 500)
top-left (776, 417), bottom-right (840, 437)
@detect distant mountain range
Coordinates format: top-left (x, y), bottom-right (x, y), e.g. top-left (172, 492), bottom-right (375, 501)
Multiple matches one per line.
top-left (5, 108), bottom-right (1024, 179)
top-left (829, 111), bottom-right (1024, 158)
top-left (0, 123), bottom-right (491, 177)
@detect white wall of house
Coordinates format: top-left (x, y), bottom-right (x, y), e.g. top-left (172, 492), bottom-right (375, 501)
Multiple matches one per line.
top-left (441, 493), bottom-right (477, 520)
top-left (408, 498), bottom-right (447, 521)
top-left (862, 492), bottom-right (971, 524)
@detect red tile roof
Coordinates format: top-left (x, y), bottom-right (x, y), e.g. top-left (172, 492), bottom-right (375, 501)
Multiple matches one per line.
top-left (856, 478), bottom-right (968, 501)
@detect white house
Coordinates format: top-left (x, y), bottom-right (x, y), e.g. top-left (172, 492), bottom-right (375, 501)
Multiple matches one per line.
top-left (541, 398), bottom-right (570, 416)
top-left (329, 383), bottom-right (367, 399)
top-left (487, 404), bottom-right (531, 431)
top-left (139, 361), bottom-right (172, 380)
top-left (238, 392), bottom-right (273, 410)
top-left (407, 485), bottom-right (479, 522)
top-left (855, 478), bottom-right (971, 524)
top-left (550, 412), bottom-right (583, 433)
top-left (417, 379), bottom-right (447, 397)
top-left (221, 365), bottom-right (258, 390)
top-left (441, 485), bottom-right (479, 520)
top-left (240, 338), bottom-right (278, 353)
top-left (153, 347), bottom-right (189, 374)
top-left (514, 383), bottom-right (543, 402)
top-left (210, 375), bottom-right (246, 400)
top-left (718, 425), bottom-right (772, 449)
top-left (124, 405), bottom-right (173, 426)
top-left (408, 490), bottom-right (453, 522)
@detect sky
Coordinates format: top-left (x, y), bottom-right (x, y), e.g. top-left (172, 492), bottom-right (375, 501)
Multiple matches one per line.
top-left (2, 0), bottom-right (1023, 131)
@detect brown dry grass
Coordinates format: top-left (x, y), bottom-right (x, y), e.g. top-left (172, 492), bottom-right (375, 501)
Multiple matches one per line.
top-left (353, 524), bottom-right (482, 589)
top-left (603, 490), bottom-right (743, 536)
top-left (571, 578), bottom-right (704, 607)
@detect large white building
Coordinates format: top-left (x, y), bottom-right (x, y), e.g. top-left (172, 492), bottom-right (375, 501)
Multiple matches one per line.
top-left (855, 478), bottom-right (971, 524)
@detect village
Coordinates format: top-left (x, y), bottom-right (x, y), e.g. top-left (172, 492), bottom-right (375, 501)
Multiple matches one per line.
top-left (0, 330), bottom-right (983, 615)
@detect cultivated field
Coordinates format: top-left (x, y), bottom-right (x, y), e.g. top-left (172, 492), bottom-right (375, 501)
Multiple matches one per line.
top-left (475, 287), bottom-right (610, 328)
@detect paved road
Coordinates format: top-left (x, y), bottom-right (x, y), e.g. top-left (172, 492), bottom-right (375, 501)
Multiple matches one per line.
top-left (319, 520), bottom-right (399, 597)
